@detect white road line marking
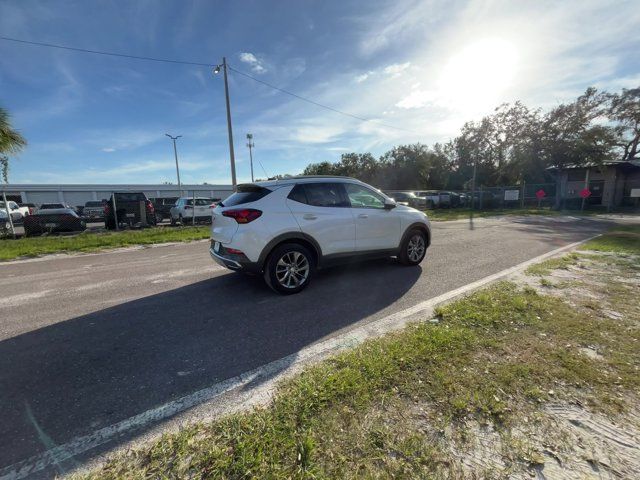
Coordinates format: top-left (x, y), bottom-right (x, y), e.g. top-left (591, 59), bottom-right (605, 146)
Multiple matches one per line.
top-left (0, 291), bottom-right (53, 308)
top-left (0, 235), bottom-right (599, 480)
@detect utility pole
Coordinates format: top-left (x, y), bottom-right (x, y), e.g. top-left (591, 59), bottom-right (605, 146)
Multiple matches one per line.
top-left (214, 57), bottom-right (237, 191)
top-left (246, 133), bottom-right (255, 182)
top-left (470, 160), bottom-right (477, 210)
top-left (165, 134), bottom-right (183, 196)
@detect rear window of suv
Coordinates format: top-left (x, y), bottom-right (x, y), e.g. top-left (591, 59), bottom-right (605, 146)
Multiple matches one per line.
top-left (221, 186), bottom-right (271, 206)
top-left (114, 193), bottom-right (146, 202)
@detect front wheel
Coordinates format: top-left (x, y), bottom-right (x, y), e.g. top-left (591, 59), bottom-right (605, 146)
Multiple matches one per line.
top-left (264, 243), bottom-right (315, 294)
top-left (399, 229), bottom-right (427, 266)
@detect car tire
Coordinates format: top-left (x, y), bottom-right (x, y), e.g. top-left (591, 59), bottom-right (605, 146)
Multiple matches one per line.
top-left (170, 215), bottom-right (176, 226)
top-left (155, 213), bottom-right (163, 224)
top-left (264, 243), bottom-right (315, 295)
top-left (178, 214), bottom-right (184, 225)
top-left (399, 229), bottom-right (427, 266)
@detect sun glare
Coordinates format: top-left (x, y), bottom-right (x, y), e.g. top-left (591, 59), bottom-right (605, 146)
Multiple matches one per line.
top-left (439, 38), bottom-right (518, 115)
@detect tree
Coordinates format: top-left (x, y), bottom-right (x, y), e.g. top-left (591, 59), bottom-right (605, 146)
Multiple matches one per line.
top-left (296, 85), bottom-right (637, 191)
top-left (0, 107), bottom-right (27, 183)
top-left (607, 87), bottom-right (640, 161)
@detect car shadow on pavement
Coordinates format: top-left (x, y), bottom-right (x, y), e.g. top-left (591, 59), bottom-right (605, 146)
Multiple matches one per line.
top-left (0, 259), bottom-right (421, 476)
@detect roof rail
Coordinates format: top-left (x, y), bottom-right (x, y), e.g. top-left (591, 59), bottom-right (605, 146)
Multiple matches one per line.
top-left (290, 175), bottom-right (357, 180)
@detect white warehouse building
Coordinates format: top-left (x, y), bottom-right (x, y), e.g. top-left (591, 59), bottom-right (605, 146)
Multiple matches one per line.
top-left (0, 184), bottom-right (234, 206)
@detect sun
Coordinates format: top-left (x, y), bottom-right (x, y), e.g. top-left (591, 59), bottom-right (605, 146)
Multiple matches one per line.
top-left (439, 38), bottom-right (518, 116)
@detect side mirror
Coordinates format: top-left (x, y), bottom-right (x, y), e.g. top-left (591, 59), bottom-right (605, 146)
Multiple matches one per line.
top-left (384, 199), bottom-right (397, 210)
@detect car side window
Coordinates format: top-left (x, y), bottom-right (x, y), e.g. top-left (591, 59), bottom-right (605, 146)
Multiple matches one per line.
top-left (287, 184), bottom-right (308, 204)
top-left (345, 184), bottom-right (386, 209)
top-left (301, 183), bottom-right (349, 207)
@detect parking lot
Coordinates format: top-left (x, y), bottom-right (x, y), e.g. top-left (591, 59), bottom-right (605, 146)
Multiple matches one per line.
top-left (0, 215), bottom-right (632, 478)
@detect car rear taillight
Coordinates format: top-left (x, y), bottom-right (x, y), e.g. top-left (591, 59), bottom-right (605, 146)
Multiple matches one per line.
top-left (146, 200), bottom-right (154, 212)
top-left (226, 247), bottom-right (244, 254)
top-left (104, 203), bottom-right (111, 215)
top-left (222, 208), bottom-right (262, 224)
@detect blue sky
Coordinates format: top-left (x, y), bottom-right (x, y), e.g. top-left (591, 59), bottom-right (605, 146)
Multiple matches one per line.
top-left (1, 0), bottom-right (639, 185)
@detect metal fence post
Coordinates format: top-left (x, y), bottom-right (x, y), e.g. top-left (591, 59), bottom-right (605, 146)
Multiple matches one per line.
top-left (521, 181), bottom-right (526, 209)
top-left (112, 195), bottom-right (119, 231)
top-left (192, 190), bottom-right (196, 226)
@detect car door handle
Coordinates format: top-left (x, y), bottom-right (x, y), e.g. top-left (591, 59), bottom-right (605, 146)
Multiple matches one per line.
top-left (303, 214), bottom-right (317, 220)
top-left (358, 214), bottom-right (369, 219)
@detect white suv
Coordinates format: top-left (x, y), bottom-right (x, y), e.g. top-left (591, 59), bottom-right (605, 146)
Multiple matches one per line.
top-left (210, 176), bottom-right (431, 294)
top-left (170, 197), bottom-right (216, 225)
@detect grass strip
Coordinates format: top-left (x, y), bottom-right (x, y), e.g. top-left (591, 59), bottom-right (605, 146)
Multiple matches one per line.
top-left (0, 226), bottom-right (210, 261)
top-left (580, 225), bottom-right (640, 255)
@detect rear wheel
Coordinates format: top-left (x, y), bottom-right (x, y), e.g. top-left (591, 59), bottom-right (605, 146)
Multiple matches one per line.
top-left (399, 229), bottom-right (427, 266)
top-left (264, 243), bottom-right (314, 294)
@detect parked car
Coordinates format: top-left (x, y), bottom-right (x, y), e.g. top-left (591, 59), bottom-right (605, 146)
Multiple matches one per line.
top-left (82, 200), bottom-right (105, 220)
top-left (104, 192), bottom-right (156, 229)
top-left (19, 203), bottom-right (36, 215)
top-left (170, 197), bottom-right (216, 225)
top-left (210, 177), bottom-right (431, 294)
top-left (0, 200), bottom-right (30, 223)
top-left (151, 197), bottom-right (179, 224)
top-left (384, 191), bottom-right (428, 209)
top-left (37, 203), bottom-right (67, 211)
top-left (415, 191), bottom-right (440, 208)
top-left (23, 207), bottom-right (86, 236)
top-left (0, 209), bottom-right (8, 231)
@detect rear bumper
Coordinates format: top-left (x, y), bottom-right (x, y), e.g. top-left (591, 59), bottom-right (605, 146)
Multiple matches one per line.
top-left (209, 246), bottom-right (260, 273)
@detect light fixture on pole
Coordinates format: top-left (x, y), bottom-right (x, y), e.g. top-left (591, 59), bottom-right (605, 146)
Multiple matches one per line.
top-left (165, 134), bottom-right (183, 196)
top-left (246, 133), bottom-right (255, 182)
top-left (213, 57), bottom-right (237, 191)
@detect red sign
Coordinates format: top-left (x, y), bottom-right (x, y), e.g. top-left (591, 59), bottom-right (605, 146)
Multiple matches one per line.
top-left (579, 188), bottom-right (592, 199)
top-left (535, 189), bottom-right (546, 200)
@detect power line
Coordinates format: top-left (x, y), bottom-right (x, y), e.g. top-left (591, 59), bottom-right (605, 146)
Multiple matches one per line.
top-left (0, 35), bottom-right (213, 67)
top-left (228, 66), bottom-right (419, 134)
top-left (0, 35), bottom-right (419, 135)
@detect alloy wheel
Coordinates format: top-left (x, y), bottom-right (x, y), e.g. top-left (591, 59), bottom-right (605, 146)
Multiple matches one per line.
top-left (407, 234), bottom-right (425, 262)
top-left (275, 251), bottom-right (310, 289)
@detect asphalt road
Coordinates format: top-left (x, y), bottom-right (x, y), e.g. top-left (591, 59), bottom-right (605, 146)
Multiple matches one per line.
top-left (0, 215), bottom-right (629, 476)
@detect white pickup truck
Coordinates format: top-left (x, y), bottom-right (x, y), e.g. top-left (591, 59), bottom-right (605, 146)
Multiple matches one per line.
top-left (0, 201), bottom-right (30, 223)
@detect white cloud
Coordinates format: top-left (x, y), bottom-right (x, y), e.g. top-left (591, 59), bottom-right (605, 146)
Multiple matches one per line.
top-left (396, 89), bottom-right (436, 109)
top-left (383, 62), bottom-right (411, 77)
top-left (102, 147), bottom-right (116, 153)
top-left (355, 72), bottom-right (370, 83)
top-left (239, 52), bottom-right (267, 74)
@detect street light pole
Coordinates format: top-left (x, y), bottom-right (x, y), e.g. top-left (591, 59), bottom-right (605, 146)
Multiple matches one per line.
top-left (246, 133), bottom-right (255, 182)
top-left (165, 134), bottom-right (183, 196)
top-left (214, 58), bottom-right (237, 191)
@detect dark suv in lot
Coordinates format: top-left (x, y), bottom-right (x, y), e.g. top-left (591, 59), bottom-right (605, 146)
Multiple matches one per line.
top-left (104, 192), bottom-right (156, 229)
top-left (150, 197), bottom-right (179, 224)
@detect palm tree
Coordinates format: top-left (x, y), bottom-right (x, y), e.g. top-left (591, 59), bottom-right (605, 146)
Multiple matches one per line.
top-left (0, 107), bottom-right (27, 183)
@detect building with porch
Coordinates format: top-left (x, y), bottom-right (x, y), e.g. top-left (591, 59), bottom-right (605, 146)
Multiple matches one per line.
top-left (553, 160), bottom-right (640, 210)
